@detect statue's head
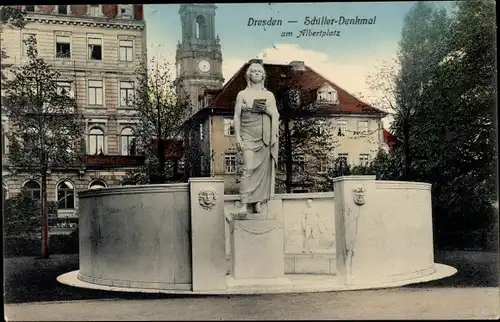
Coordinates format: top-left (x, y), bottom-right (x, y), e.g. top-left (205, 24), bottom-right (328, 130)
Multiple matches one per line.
top-left (307, 198), bottom-right (313, 207)
top-left (245, 63), bottom-right (266, 89)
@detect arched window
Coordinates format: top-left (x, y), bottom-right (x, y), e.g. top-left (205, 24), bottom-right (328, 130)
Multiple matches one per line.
top-left (57, 180), bottom-right (75, 209)
top-left (88, 127), bottom-right (104, 155)
top-left (2, 182), bottom-right (8, 201)
top-left (23, 180), bottom-right (40, 200)
top-left (120, 127), bottom-right (135, 156)
top-left (122, 180), bottom-right (136, 186)
top-left (196, 15), bottom-right (206, 39)
top-left (89, 179), bottom-right (107, 189)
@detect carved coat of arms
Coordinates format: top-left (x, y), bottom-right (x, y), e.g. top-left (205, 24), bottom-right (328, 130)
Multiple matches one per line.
top-left (198, 189), bottom-right (218, 211)
top-left (353, 187), bottom-right (366, 206)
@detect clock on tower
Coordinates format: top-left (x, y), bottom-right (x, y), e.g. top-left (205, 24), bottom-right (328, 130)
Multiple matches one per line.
top-left (198, 60), bottom-right (211, 73)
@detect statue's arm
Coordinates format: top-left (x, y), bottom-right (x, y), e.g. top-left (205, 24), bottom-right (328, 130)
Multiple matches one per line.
top-left (266, 93), bottom-right (279, 144)
top-left (234, 91), bottom-right (243, 139)
top-left (265, 93), bottom-right (279, 119)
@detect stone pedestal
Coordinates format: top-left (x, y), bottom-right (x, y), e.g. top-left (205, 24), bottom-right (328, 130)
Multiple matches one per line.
top-left (334, 175), bottom-right (383, 286)
top-left (229, 199), bottom-right (291, 287)
top-left (189, 178), bottom-right (227, 292)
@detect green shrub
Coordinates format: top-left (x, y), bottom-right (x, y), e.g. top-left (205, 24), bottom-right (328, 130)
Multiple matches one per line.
top-left (4, 231), bottom-right (79, 258)
top-left (3, 193), bottom-right (40, 238)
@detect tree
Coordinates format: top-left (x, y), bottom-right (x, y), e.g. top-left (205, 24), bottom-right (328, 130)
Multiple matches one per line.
top-left (128, 58), bottom-right (192, 184)
top-left (2, 36), bottom-right (85, 258)
top-left (1, 6), bottom-right (26, 82)
top-left (392, 1), bottom-right (452, 180)
top-left (269, 67), bottom-right (338, 193)
top-left (412, 0), bottom-right (497, 249)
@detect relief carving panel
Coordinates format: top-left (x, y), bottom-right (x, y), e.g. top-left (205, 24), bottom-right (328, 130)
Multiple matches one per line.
top-left (283, 198), bottom-right (335, 255)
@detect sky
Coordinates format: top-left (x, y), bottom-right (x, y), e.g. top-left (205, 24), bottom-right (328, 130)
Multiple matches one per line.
top-left (144, 2), bottom-right (455, 125)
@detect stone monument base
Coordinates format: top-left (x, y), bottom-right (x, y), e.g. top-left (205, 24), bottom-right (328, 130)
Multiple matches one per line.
top-left (58, 263), bottom-right (456, 295)
top-left (227, 276), bottom-right (292, 288)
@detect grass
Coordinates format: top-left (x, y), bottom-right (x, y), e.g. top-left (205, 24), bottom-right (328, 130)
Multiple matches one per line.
top-left (3, 250), bottom-right (499, 304)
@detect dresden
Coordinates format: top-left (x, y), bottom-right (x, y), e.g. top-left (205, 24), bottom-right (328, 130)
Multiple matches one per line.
top-left (247, 17), bottom-right (283, 27)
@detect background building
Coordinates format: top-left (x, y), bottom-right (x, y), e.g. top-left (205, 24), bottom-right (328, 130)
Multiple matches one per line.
top-left (1, 4), bottom-right (146, 225)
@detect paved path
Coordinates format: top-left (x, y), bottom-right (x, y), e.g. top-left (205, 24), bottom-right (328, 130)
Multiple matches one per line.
top-left (5, 287), bottom-right (499, 320)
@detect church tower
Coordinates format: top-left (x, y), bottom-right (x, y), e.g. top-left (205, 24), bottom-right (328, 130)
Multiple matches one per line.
top-left (175, 4), bottom-right (224, 115)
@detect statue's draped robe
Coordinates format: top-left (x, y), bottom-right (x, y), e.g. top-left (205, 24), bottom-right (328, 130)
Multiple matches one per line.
top-left (240, 97), bottom-right (278, 204)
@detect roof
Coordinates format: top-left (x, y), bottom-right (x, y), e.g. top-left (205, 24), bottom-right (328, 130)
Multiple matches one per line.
top-left (206, 62), bottom-right (386, 116)
top-left (383, 129), bottom-right (401, 148)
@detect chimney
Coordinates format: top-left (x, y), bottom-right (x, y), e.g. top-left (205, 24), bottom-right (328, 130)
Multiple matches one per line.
top-left (289, 60), bottom-right (305, 71)
top-left (248, 58), bottom-right (263, 65)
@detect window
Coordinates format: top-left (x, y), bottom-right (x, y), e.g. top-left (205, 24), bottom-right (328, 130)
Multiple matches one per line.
top-left (25, 5), bottom-right (35, 12)
top-left (337, 153), bottom-right (349, 166)
top-left (122, 180), bottom-right (136, 186)
top-left (337, 121), bottom-right (347, 137)
top-left (225, 153), bottom-right (237, 173)
top-left (88, 127), bottom-right (104, 155)
top-left (200, 155), bottom-right (205, 173)
top-left (119, 5), bottom-right (133, 19)
top-left (224, 117), bottom-right (234, 136)
top-left (57, 180), bottom-right (75, 209)
top-left (196, 15), bottom-right (206, 39)
top-left (88, 38), bottom-right (102, 60)
top-left (57, 5), bottom-right (68, 14)
top-left (293, 154), bottom-right (305, 172)
top-left (22, 180), bottom-right (40, 200)
top-left (357, 121), bottom-right (368, 134)
top-left (119, 40), bottom-right (133, 62)
top-left (317, 87), bottom-right (338, 104)
top-left (318, 159), bottom-right (328, 173)
top-left (88, 80), bottom-right (103, 105)
top-left (359, 153), bottom-right (370, 166)
top-left (119, 81), bottom-right (134, 107)
top-left (120, 127), bottom-right (135, 156)
top-left (88, 4), bottom-right (101, 17)
top-left (23, 127), bottom-right (37, 150)
top-left (55, 35), bottom-right (71, 58)
top-left (199, 123), bottom-right (204, 140)
top-left (89, 180), bottom-right (106, 189)
top-left (56, 81), bottom-right (73, 97)
top-left (317, 120), bottom-right (326, 135)
top-left (22, 33), bottom-right (36, 56)
top-left (2, 126), bottom-right (7, 155)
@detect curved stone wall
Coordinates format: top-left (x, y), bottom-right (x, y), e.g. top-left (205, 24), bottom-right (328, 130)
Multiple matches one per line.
top-left (333, 176), bottom-right (437, 286)
top-left (374, 181), bottom-right (435, 279)
top-left (77, 184), bottom-right (192, 290)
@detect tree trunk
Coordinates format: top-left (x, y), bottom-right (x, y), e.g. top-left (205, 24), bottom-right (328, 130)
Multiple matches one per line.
top-left (158, 139), bottom-right (166, 183)
top-left (173, 159), bottom-right (179, 180)
top-left (41, 172), bottom-right (49, 259)
top-left (284, 119), bottom-right (293, 193)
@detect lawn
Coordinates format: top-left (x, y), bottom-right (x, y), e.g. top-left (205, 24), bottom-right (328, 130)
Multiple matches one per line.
top-left (3, 250), bottom-right (499, 304)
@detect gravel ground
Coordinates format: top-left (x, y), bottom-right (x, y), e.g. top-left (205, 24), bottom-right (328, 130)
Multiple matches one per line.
top-left (5, 288), bottom-right (499, 320)
top-left (3, 250), bottom-right (499, 320)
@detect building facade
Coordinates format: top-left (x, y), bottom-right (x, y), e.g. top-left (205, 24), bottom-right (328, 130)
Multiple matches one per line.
top-left (1, 5), bottom-right (146, 223)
